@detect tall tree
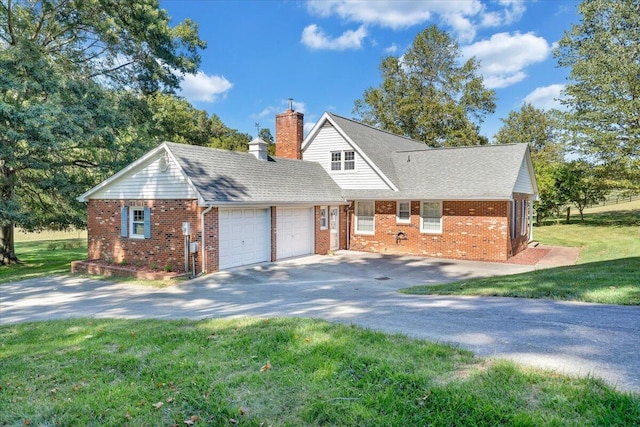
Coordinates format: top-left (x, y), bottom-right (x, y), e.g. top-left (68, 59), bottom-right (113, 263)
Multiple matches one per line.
top-left (555, 160), bottom-right (608, 221)
top-left (353, 25), bottom-right (496, 147)
top-left (0, 0), bottom-right (205, 264)
top-left (555, 0), bottom-right (640, 186)
top-left (258, 126), bottom-right (275, 156)
top-left (494, 103), bottom-right (566, 223)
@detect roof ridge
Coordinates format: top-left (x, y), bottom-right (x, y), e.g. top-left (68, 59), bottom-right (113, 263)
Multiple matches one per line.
top-left (164, 140), bottom-right (316, 164)
top-left (394, 142), bottom-right (527, 154)
top-left (327, 112), bottom-right (428, 146)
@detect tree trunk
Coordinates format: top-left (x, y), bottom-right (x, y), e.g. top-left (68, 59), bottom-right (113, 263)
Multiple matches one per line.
top-left (565, 206), bottom-right (571, 224)
top-left (0, 161), bottom-right (20, 264)
top-left (0, 222), bottom-right (19, 265)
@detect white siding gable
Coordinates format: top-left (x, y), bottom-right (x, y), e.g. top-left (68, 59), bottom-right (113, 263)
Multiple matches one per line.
top-left (91, 152), bottom-right (197, 200)
top-left (513, 158), bottom-right (534, 194)
top-left (303, 123), bottom-right (392, 190)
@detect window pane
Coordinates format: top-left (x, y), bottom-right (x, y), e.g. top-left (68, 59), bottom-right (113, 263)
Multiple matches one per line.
top-left (344, 151), bottom-right (355, 170)
top-left (133, 209), bottom-right (145, 222)
top-left (356, 202), bottom-right (374, 233)
top-left (422, 217), bottom-right (440, 233)
top-left (330, 152), bottom-right (341, 170)
top-left (133, 223), bottom-right (145, 235)
top-left (398, 202), bottom-right (410, 220)
top-left (357, 201), bottom-right (373, 217)
top-left (421, 201), bottom-right (441, 233)
top-left (423, 202), bottom-right (440, 217)
top-left (320, 208), bottom-right (327, 229)
top-left (357, 216), bottom-right (374, 232)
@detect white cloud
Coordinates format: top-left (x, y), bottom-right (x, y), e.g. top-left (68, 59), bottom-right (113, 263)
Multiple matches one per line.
top-left (301, 24), bottom-right (368, 50)
top-left (254, 99), bottom-right (308, 120)
top-left (523, 84), bottom-right (566, 110)
top-left (385, 43), bottom-right (399, 54)
top-left (462, 32), bottom-right (551, 88)
top-left (306, 0), bottom-right (527, 42)
top-left (179, 71), bottom-right (233, 102)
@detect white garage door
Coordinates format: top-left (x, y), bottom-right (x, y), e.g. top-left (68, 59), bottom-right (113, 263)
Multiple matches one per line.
top-left (276, 207), bottom-right (314, 260)
top-left (219, 208), bottom-right (270, 269)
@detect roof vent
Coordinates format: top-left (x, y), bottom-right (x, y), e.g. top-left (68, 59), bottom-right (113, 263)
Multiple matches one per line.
top-left (248, 137), bottom-right (269, 161)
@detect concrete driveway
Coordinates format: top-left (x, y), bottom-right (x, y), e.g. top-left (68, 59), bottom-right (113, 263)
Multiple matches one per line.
top-left (1, 250), bottom-right (638, 393)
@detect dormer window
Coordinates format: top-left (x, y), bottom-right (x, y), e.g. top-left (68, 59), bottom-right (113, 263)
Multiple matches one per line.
top-left (330, 150), bottom-right (355, 171)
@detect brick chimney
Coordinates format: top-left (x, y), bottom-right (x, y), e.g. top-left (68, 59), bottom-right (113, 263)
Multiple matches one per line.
top-left (275, 99), bottom-right (303, 159)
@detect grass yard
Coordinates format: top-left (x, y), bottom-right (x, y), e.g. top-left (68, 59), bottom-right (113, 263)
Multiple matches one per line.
top-left (0, 239), bottom-right (87, 284)
top-left (1, 318), bottom-right (638, 426)
top-left (402, 201), bottom-right (640, 305)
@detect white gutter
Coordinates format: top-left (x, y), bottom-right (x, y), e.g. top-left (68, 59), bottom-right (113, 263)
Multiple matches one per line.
top-left (200, 204), bottom-right (214, 275)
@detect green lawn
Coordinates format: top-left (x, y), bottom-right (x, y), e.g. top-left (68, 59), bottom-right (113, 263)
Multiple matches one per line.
top-left (0, 239), bottom-right (87, 284)
top-left (2, 318), bottom-right (638, 426)
top-left (402, 201), bottom-right (640, 305)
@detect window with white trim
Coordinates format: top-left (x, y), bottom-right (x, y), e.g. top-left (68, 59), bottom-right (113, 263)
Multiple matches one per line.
top-left (330, 150), bottom-right (355, 171)
top-left (355, 201), bottom-right (374, 234)
top-left (420, 201), bottom-right (442, 234)
top-left (396, 201), bottom-right (411, 224)
top-left (320, 206), bottom-right (328, 230)
top-left (330, 152), bottom-right (342, 171)
top-left (344, 151), bottom-right (355, 170)
top-left (131, 207), bottom-right (146, 238)
top-left (121, 206), bottom-right (151, 239)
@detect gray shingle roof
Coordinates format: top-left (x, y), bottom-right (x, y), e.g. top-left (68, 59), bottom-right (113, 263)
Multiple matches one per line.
top-left (325, 115), bottom-right (532, 201)
top-left (165, 142), bottom-right (344, 205)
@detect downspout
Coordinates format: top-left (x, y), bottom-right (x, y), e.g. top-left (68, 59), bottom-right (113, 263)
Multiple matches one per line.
top-left (200, 204), bottom-right (214, 275)
top-left (345, 203), bottom-right (351, 249)
top-left (528, 199), bottom-right (534, 242)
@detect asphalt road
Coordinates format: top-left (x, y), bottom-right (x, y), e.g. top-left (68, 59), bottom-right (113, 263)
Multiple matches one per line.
top-left (1, 251), bottom-right (638, 393)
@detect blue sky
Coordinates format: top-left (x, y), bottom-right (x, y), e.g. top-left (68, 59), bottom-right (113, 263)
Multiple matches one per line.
top-left (162, 0), bottom-right (579, 142)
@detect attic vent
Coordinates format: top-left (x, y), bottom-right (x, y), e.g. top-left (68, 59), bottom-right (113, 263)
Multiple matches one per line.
top-left (159, 152), bottom-right (170, 172)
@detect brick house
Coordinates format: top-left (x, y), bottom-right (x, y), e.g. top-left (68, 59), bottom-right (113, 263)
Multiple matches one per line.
top-left (76, 108), bottom-right (537, 275)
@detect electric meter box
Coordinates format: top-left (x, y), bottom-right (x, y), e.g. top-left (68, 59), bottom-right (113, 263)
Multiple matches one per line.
top-left (181, 222), bottom-right (191, 236)
top-left (189, 242), bottom-right (199, 253)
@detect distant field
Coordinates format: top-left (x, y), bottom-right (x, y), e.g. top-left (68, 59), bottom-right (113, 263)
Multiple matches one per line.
top-left (14, 228), bottom-right (87, 242)
top-left (582, 198), bottom-right (640, 213)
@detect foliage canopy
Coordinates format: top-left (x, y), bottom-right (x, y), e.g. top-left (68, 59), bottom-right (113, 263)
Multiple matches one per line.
top-left (354, 26), bottom-right (496, 147)
top-left (0, 0), bottom-right (206, 263)
top-left (555, 0), bottom-right (640, 186)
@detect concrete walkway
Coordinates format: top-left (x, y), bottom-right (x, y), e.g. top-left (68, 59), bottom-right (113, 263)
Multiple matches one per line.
top-left (1, 250), bottom-right (638, 393)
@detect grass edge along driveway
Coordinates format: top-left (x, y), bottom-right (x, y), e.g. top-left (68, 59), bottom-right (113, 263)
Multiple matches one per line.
top-left (402, 203), bottom-right (640, 305)
top-left (1, 317), bottom-right (639, 426)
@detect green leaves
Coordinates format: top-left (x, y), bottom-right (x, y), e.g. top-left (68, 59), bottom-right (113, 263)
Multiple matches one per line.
top-left (353, 25), bottom-right (496, 147)
top-left (555, 0), bottom-right (640, 185)
top-left (0, 0), bottom-right (206, 261)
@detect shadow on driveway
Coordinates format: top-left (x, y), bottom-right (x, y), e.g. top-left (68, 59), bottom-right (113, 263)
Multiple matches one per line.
top-left (1, 251), bottom-right (638, 394)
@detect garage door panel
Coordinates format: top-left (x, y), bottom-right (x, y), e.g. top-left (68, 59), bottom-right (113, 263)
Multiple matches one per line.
top-left (219, 208), bottom-right (270, 269)
top-left (276, 207), bottom-right (314, 260)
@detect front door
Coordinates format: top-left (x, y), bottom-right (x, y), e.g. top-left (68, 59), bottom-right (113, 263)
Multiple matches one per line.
top-left (330, 207), bottom-right (339, 250)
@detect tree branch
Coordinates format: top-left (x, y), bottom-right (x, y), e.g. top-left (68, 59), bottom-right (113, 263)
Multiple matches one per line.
top-left (5, 0), bottom-right (16, 45)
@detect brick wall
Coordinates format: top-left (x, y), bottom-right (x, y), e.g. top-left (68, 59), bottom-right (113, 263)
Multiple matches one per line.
top-left (87, 199), bottom-right (203, 273)
top-left (202, 206), bottom-right (219, 274)
top-left (275, 109), bottom-right (304, 159)
top-left (349, 200), bottom-right (514, 262)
